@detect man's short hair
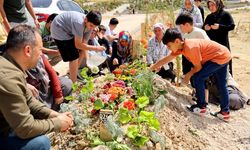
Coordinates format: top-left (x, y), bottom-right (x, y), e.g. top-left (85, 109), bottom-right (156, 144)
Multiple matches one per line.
top-left (98, 25), bottom-right (106, 32)
top-left (6, 25), bottom-right (38, 52)
top-left (162, 28), bottom-right (183, 45)
top-left (109, 18), bottom-right (119, 25)
top-left (86, 11), bottom-right (102, 26)
top-left (175, 13), bottom-right (193, 26)
top-left (46, 13), bottom-right (58, 23)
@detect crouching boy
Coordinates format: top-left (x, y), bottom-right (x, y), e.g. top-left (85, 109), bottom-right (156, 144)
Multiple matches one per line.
top-left (150, 28), bottom-right (232, 122)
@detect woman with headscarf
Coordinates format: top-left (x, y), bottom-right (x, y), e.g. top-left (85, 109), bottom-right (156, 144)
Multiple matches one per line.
top-left (110, 31), bottom-right (132, 71)
top-left (147, 23), bottom-right (176, 83)
top-left (179, 0), bottom-right (203, 28)
top-left (203, 0), bottom-right (235, 75)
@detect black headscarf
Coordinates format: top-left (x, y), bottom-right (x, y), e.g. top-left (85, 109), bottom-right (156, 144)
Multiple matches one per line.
top-left (207, 0), bottom-right (225, 15)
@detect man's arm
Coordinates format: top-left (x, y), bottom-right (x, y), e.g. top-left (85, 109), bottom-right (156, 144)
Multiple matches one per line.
top-left (25, 0), bottom-right (39, 28)
top-left (0, 80), bottom-right (61, 139)
top-left (0, 0), bottom-right (11, 32)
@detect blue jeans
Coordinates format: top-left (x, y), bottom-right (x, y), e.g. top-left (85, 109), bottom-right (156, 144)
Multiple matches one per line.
top-left (0, 133), bottom-right (50, 150)
top-left (193, 61), bottom-right (229, 112)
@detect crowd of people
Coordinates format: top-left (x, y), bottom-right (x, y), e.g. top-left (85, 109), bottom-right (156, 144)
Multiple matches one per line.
top-left (0, 0), bottom-right (249, 149)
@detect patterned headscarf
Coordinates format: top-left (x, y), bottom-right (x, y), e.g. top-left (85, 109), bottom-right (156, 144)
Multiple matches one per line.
top-left (117, 31), bottom-right (132, 59)
top-left (181, 0), bottom-right (195, 13)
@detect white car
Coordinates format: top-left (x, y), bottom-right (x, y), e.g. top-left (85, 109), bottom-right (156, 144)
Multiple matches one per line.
top-left (31, 0), bottom-right (86, 22)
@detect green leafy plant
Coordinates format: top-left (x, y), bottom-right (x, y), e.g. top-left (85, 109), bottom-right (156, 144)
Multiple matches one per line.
top-left (94, 99), bottom-right (105, 110)
top-left (118, 107), bottom-right (132, 124)
top-left (127, 125), bottom-right (139, 139)
top-left (135, 96), bottom-right (149, 108)
top-left (126, 125), bottom-right (149, 147)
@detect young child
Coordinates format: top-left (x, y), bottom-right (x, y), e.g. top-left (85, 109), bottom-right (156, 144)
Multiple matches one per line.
top-left (105, 18), bottom-right (119, 43)
top-left (151, 28), bottom-right (231, 122)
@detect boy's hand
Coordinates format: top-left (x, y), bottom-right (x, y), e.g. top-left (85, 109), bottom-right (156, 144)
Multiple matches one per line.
top-left (183, 73), bottom-right (192, 85)
top-left (150, 64), bottom-right (161, 72)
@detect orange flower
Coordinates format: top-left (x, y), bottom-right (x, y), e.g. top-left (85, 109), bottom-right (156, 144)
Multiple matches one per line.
top-left (119, 64), bottom-right (127, 69)
top-left (112, 69), bottom-right (123, 75)
top-left (129, 69), bottom-right (137, 76)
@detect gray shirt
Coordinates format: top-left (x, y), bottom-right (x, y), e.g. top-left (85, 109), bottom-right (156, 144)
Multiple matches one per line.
top-left (51, 11), bottom-right (91, 41)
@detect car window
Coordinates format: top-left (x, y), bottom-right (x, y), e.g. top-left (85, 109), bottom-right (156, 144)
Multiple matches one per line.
top-left (31, 0), bottom-right (52, 8)
top-left (57, 0), bottom-right (84, 13)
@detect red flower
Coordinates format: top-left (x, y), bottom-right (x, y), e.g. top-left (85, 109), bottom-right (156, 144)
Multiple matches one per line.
top-left (91, 109), bottom-right (99, 115)
top-left (110, 93), bottom-right (118, 102)
top-left (90, 97), bottom-right (96, 103)
top-left (123, 100), bottom-right (135, 110)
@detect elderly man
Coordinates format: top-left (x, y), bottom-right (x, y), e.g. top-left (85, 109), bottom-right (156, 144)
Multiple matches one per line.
top-left (0, 25), bottom-right (73, 150)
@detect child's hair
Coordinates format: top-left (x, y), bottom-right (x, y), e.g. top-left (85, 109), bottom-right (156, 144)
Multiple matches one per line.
top-left (86, 11), bottom-right (102, 26)
top-left (162, 28), bottom-right (183, 45)
top-left (175, 12), bottom-right (193, 26)
top-left (46, 13), bottom-right (58, 23)
top-left (98, 25), bottom-right (106, 32)
top-left (109, 18), bottom-right (119, 25)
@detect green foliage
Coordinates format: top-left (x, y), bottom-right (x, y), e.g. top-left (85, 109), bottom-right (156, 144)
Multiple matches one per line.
top-left (118, 107), bottom-right (132, 124)
top-left (64, 95), bottom-right (74, 101)
top-left (135, 96), bottom-right (149, 108)
top-left (137, 111), bottom-right (160, 131)
top-left (86, 131), bottom-right (105, 147)
top-left (72, 82), bottom-right (79, 92)
top-left (131, 70), bottom-right (154, 99)
top-left (154, 95), bottom-right (168, 117)
top-left (75, 1), bottom-right (123, 13)
top-left (60, 103), bottom-right (91, 133)
top-left (134, 135), bottom-right (149, 147)
top-left (94, 99), bottom-right (104, 110)
top-left (105, 116), bottom-right (124, 139)
top-left (126, 125), bottom-right (149, 147)
top-left (127, 125), bottom-right (139, 139)
top-left (106, 141), bottom-right (131, 150)
top-left (80, 67), bottom-right (89, 79)
top-left (129, 0), bottom-right (181, 13)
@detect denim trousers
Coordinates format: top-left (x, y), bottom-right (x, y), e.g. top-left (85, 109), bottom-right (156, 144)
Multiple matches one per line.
top-left (192, 61), bottom-right (229, 112)
top-left (0, 133), bottom-right (50, 150)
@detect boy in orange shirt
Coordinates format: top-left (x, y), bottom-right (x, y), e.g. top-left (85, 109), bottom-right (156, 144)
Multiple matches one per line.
top-left (151, 28), bottom-right (231, 122)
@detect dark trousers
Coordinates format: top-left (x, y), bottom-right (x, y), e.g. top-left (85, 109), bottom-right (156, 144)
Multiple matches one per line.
top-left (193, 61), bottom-right (229, 112)
top-left (182, 55), bottom-right (193, 75)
